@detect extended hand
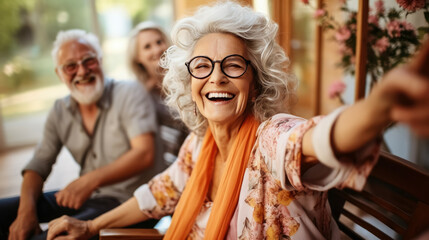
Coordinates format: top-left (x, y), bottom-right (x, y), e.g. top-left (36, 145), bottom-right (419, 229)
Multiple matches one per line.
top-left (8, 210), bottom-right (41, 240)
top-left (375, 67), bottom-right (429, 136)
top-left (55, 174), bottom-right (98, 209)
top-left (47, 216), bottom-right (96, 240)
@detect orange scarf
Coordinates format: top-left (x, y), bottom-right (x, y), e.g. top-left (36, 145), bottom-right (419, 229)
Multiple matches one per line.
top-left (164, 115), bottom-right (259, 240)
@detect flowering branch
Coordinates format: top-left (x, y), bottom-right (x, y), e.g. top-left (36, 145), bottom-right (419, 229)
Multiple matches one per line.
top-left (301, 0), bottom-right (428, 85)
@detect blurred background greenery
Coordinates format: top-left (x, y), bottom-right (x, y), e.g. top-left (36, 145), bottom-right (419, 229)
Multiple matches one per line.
top-left (0, 0), bottom-right (173, 147)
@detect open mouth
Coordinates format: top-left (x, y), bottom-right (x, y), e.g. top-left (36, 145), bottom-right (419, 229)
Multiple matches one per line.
top-left (206, 92), bottom-right (235, 102)
top-left (75, 75), bottom-right (96, 85)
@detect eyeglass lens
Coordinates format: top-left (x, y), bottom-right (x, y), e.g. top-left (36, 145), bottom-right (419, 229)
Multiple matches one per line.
top-left (62, 56), bottom-right (99, 75)
top-left (188, 55), bottom-right (249, 79)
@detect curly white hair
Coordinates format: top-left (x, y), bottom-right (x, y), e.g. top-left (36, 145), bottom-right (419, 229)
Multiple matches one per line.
top-left (161, 1), bottom-right (298, 136)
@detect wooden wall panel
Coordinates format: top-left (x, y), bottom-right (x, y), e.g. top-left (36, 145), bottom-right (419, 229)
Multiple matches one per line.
top-left (314, 0), bottom-right (322, 115)
top-left (272, 0), bottom-right (292, 58)
top-left (355, 0), bottom-right (369, 100)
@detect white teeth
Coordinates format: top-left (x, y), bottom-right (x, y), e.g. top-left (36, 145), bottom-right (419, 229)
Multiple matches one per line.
top-left (74, 76), bottom-right (95, 84)
top-left (207, 92), bottom-right (233, 99)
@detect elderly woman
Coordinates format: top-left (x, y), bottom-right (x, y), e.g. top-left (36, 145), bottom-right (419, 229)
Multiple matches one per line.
top-left (47, 2), bottom-right (429, 240)
top-left (128, 21), bottom-right (188, 168)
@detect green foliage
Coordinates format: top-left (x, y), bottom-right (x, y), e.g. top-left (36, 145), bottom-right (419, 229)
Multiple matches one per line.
top-left (96, 0), bottom-right (162, 27)
top-left (36, 0), bottom-right (93, 50)
top-left (387, 8), bottom-right (401, 20)
top-left (0, 56), bottom-right (35, 93)
top-left (0, 0), bottom-right (171, 96)
top-left (0, 0), bottom-right (95, 95)
top-left (0, 0), bottom-right (23, 54)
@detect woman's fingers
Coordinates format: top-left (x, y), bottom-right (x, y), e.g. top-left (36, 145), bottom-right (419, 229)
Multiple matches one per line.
top-left (383, 68), bottom-right (429, 102)
top-left (47, 216), bottom-right (67, 240)
top-left (382, 67), bottom-right (429, 137)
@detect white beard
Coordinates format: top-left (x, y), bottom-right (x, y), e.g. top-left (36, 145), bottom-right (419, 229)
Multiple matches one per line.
top-left (70, 74), bottom-right (104, 105)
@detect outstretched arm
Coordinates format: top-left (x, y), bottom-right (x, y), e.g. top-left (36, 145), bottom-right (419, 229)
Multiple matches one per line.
top-left (47, 196), bottom-right (148, 240)
top-left (302, 66), bottom-right (429, 164)
top-left (55, 133), bottom-right (155, 209)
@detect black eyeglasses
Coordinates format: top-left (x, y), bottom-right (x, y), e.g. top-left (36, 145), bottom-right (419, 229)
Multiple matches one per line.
top-left (185, 54), bottom-right (251, 79)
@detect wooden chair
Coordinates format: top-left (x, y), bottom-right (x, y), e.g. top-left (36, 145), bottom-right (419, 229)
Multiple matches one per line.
top-left (100, 151), bottom-right (429, 239)
top-left (99, 228), bottom-right (165, 240)
top-left (328, 151), bottom-right (429, 240)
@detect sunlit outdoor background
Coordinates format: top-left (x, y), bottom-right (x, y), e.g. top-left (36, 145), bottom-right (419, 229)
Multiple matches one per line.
top-left (0, 0), bottom-right (174, 148)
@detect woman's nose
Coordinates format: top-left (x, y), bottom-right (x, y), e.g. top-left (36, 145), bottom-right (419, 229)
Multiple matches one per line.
top-left (209, 63), bottom-right (228, 84)
top-left (155, 44), bottom-right (166, 56)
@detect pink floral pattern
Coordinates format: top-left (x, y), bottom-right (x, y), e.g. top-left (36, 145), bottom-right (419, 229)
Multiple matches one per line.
top-left (396, 0), bottom-right (426, 12)
top-left (134, 113), bottom-right (379, 239)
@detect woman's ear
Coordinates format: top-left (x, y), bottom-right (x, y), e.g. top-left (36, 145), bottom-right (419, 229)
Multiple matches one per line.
top-left (250, 81), bottom-right (259, 103)
top-left (191, 86), bottom-right (196, 102)
top-left (252, 88), bottom-right (258, 102)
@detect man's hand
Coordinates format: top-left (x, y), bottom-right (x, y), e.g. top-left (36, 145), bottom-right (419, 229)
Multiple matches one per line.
top-left (8, 209), bottom-right (41, 240)
top-left (55, 174), bottom-right (98, 209)
top-left (47, 216), bottom-right (96, 240)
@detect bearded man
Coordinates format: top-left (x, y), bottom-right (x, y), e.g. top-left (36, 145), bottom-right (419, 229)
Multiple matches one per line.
top-left (0, 30), bottom-right (160, 240)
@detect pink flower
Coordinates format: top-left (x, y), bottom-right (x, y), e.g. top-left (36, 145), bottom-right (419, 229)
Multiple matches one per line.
top-left (387, 20), bottom-right (416, 37)
top-left (403, 21), bottom-right (416, 31)
top-left (301, 0), bottom-right (310, 5)
top-left (374, 37), bottom-right (389, 53)
top-left (387, 20), bottom-right (401, 37)
top-left (396, 0), bottom-right (426, 12)
top-left (328, 80), bottom-right (346, 99)
top-left (368, 15), bottom-right (379, 26)
top-left (335, 26), bottom-right (351, 42)
top-left (375, 0), bottom-right (385, 14)
top-left (313, 9), bottom-right (326, 19)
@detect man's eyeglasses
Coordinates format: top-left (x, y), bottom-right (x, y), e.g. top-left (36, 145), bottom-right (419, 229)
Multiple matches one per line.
top-left (185, 54), bottom-right (251, 79)
top-left (59, 54), bottom-right (99, 76)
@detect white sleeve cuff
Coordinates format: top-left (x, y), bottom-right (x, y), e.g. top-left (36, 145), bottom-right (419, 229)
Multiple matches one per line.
top-left (311, 106), bottom-right (348, 169)
top-left (133, 184), bottom-right (158, 211)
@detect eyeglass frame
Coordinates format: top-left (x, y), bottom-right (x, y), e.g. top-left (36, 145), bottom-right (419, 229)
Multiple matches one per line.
top-left (58, 53), bottom-right (100, 76)
top-left (185, 54), bottom-right (251, 79)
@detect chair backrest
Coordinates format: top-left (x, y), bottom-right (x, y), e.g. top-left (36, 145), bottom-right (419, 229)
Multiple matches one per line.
top-left (328, 151), bottom-right (429, 240)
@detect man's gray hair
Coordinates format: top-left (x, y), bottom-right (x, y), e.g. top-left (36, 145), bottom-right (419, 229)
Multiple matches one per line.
top-left (51, 29), bottom-right (102, 66)
top-left (161, 1), bottom-right (298, 136)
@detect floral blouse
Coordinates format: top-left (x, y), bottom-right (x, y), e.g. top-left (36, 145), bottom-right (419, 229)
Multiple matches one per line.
top-left (134, 110), bottom-right (379, 239)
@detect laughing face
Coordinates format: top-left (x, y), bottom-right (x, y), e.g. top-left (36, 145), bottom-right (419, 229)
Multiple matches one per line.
top-left (190, 33), bottom-right (255, 127)
top-left (56, 39), bottom-right (104, 105)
